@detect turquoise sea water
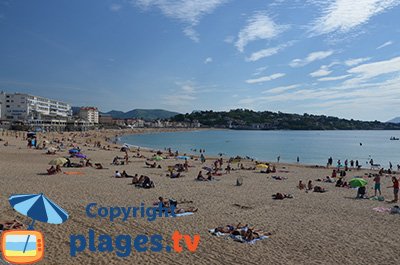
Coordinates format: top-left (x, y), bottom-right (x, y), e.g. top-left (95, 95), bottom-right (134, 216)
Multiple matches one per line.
top-left (120, 130), bottom-right (400, 166)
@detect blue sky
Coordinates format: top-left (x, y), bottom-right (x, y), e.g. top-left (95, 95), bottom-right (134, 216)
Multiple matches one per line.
top-left (0, 0), bottom-right (399, 121)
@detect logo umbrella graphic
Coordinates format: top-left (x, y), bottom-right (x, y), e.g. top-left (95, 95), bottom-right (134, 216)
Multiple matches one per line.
top-left (8, 193), bottom-right (69, 254)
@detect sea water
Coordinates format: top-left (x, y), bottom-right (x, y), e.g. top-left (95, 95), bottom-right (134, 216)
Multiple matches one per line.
top-left (120, 130), bottom-right (400, 166)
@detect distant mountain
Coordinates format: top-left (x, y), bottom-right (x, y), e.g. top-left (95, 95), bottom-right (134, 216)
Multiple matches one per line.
top-left (101, 109), bottom-right (180, 120)
top-left (387, 117), bottom-right (400, 124)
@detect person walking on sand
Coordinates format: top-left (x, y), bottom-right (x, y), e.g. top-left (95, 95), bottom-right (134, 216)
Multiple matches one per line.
top-left (373, 174), bottom-right (381, 196)
top-left (387, 176), bottom-right (399, 203)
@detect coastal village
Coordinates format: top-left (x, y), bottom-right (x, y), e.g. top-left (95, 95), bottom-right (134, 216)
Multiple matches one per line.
top-left (0, 92), bottom-right (200, 132)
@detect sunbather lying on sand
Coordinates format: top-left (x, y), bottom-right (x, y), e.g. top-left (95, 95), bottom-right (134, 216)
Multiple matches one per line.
top-left (313, 186), bottom-right (327, 193)
top-left (214, 223), bottom-right (271, 241)
top-left (272, 175), bottom-right (286, 180)
top-left (167, 172), bottom-right (183, 178)
top-left (145, 161), bottom-right (157, 168)
top-left (95, 163), bottom-right (105, 169)
top-left (272, 193), bottom-right (293, 200)
top-left (153, 197), bottom-right (193, 207)
top-left (0, 220), bottom-right (24, 231)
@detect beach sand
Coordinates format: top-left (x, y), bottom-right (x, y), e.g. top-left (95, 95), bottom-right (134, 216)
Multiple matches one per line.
top-left (0, 129), bottom-right (399, 265)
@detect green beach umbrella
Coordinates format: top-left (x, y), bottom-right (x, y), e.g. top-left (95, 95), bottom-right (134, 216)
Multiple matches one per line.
top-left (349, 178), bottom-right (368, 188)
top-left (152, 155), bottom-right (164, 161)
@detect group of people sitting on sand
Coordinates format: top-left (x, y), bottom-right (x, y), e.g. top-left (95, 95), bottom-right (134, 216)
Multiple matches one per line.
top-left (213, 223), bottom-right (272, 242)
top-left (196, 170), bottom-right (213, 181)
top-left (296, 180), bottom-right (326, 193)
top-left (113, 170), bottom-right (154, 188)
top-left (47, 165), bottom-right (62, 175)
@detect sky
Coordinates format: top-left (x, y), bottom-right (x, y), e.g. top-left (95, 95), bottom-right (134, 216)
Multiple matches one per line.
top-left (0, 0), bottom-right (399, 121)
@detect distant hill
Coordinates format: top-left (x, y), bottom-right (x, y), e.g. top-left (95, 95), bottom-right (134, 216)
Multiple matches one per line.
top-left (171, 109), bottom-right (400, 130)
top-left (387, 117), bottom-right (400, 124)
top-left (101, 109), bottom-right (180, 120)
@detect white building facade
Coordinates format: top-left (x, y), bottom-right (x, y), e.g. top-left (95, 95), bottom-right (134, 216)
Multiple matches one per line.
top-left (78, 107), bottom-right (99, 124)
top-left (0, 92), bottom-right (72, 121)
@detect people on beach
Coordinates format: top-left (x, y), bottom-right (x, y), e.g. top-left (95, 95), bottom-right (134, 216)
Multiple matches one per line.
top-left (307, 180), bottom-right (313, 191)
top-left (272, 193), bottom-right (293, 200)
top-left (297, 180), bottom-right (306, 190)
top-left (313, 186), bottom-right (326, 193)
top-left (387, 176), bottom-right (399, 202)
top-left (356, 186), bottom-right (367, 199)
top-left (373, 175), bottom-right (382, 196)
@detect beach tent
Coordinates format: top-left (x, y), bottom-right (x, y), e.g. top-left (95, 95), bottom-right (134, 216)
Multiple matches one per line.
top-left (177, 156), bottom-right (190, 160)
top-left (49, 157), bottom-right (68, 166)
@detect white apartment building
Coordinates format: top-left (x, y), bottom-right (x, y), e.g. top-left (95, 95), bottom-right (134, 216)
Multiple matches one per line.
top-left (78, 107), bottom-right (99, 124)
top-left (0, 92), bottom-right (72, 121)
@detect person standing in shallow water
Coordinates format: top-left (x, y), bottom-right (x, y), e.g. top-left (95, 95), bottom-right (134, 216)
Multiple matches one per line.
top-left (297, 156), bottom-right (299, 163)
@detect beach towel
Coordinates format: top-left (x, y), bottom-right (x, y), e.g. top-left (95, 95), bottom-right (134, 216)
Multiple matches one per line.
top-left (175, 212), bottom-right (194, 217)
top-left (372, 207), bottom-right (391, 213)
top-left (208, 229), bottom-right (269, 244)
top-left (63, 171), bottom-right (85, 175)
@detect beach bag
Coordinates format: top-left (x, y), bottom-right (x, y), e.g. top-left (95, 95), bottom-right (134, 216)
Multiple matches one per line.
top-left (390, 206), bottom-right (400, 214)
top-left (169, 199), bottom-right (177, 207)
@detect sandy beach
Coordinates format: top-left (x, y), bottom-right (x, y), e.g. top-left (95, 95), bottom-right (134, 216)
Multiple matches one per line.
top-left (0, 129), bottom-right (399, 265)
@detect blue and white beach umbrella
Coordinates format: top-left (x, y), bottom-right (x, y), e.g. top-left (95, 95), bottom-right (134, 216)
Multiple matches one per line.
top-left (9, 193), bottom-right (69, 229)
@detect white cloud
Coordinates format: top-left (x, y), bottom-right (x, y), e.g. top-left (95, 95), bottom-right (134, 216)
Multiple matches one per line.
top-left (345, 56), bottom-right (400, 85)
top-left (310, 0), bottom-right (400, 35)
top-left (164, 80), bottom-right (197, 106)
top-left (310, 68), bottom-right (332, 77)
top-left (377, 41), bottom-right (393, 49)
top-left (183, 27), bottom-right (199, 42)
top-left (110, 4), bottom-right (122, 12)
top-left (135, 0), bottom-right (228, 41)
top-left (246, 47), bottom-right (281, 62)
top-left (235, 13), bottom-right (287, 52)
top-left (318, 74), bottom-right (351, 81)
top-left (290, 50), bottom-right (334, 67)
top-left (204, 57), bottom-right (213, 64)
top-left (246, 41), bottom-right (293, 62)
top-left (262, 84), bottom-right (299, 94)
top-left (344, 57), bottom-right (371, 66)
top-left (246, 73), bottom-right (285, 84)
top-left (252, 66), bottom-right (267, 76)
